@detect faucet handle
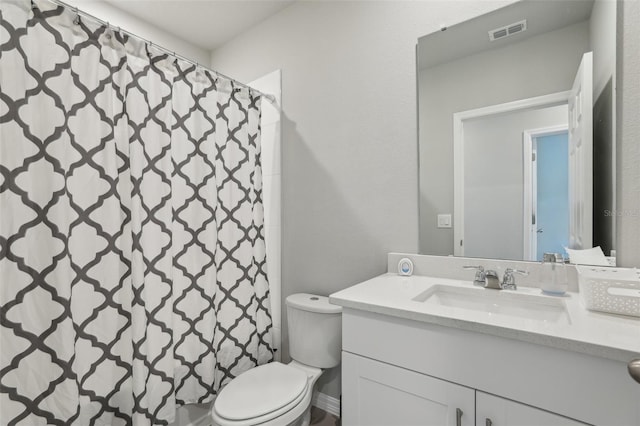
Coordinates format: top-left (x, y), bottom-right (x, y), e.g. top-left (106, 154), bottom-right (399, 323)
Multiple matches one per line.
top-left (502, 268), bottom-right (528, 290)
top-left (463, 265), bottom-right (484, 271)
top-left (463, 265), bottom-right (486, 286)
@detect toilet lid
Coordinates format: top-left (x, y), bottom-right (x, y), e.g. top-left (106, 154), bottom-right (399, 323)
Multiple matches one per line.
top-left (214, 362), bottom-right (308, 421)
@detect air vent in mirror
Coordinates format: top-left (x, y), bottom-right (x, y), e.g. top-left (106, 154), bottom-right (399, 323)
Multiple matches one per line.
top-left (489, 20), bottom-right (527, 41)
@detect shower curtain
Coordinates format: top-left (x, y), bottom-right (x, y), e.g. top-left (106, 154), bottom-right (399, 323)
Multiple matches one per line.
top-left (0, 0), bottom-right (273, 424)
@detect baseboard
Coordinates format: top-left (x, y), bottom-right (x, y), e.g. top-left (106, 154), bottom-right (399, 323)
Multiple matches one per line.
top-left (312, 391), bottom-right (341, 418)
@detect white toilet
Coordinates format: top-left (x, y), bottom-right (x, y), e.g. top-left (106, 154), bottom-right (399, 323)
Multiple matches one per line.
top-left (211, 293), bottom-right (342, 426)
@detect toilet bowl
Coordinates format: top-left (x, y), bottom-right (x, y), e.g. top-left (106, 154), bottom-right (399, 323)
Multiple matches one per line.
top-left (211, 294), bottom-right (342, 426)
top-left (212, 361), bottom-right (321, 426)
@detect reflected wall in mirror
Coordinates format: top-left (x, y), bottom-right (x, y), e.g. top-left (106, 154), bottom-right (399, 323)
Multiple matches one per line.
top-left (418, 0), bottom-right (616, 264)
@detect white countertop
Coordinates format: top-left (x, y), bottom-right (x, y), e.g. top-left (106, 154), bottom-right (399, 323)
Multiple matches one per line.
top-left (330, 273), bottom-right (640, 362)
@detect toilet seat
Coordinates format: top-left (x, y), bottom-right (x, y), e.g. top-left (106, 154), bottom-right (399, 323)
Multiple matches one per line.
top-left (213, 362), bottom-right (310, 426)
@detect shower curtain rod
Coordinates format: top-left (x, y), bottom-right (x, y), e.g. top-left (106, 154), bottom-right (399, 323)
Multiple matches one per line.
top-left (40, 0), bottom-right (277, 104)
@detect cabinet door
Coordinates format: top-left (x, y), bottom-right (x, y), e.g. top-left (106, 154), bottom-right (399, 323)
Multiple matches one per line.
top-left (342, 352), bottom-right (475, 426)
top-left (476, 392), bottom-right (588, 426)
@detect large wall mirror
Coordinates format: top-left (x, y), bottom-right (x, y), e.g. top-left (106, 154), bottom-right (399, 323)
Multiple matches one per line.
top-left (418, 0), bottom-right (616, 264)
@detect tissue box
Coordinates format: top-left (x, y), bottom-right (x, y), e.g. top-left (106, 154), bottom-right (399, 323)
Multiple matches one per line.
top-left (576, 265), bottom-right (640, 317)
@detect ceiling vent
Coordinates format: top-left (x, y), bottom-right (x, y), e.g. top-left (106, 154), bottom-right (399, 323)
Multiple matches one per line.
top-left (488, 19), bottom-right (527, 41)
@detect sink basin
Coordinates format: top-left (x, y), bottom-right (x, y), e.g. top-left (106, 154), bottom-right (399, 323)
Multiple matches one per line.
top-left (413, 285), bottom-right (571, 325)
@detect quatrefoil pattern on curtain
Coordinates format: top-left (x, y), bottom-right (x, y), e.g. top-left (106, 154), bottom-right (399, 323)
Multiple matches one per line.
top-left (0, 1), bottom-right (273, 425)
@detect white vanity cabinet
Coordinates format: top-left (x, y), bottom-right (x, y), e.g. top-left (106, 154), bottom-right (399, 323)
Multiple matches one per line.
top-left (343, 352), bottom-right (475, 426)
top-left (340, 308), bottom-right (640, 426)
top-left (475, 392), bottom-right (586, 426)
top-left (343, 352), bottom-right (587, 426)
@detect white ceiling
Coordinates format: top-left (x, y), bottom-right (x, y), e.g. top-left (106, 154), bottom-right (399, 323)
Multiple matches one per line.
top-left (417, 0), bottom-right (595, 70)
top-left (104, 0), bottom-right (295, 50)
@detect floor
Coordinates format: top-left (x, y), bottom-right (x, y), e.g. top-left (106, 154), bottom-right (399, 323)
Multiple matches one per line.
top-left (310, 406), bottom-right (340, 426)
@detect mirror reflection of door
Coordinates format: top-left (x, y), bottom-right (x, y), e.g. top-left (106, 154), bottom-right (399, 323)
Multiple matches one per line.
top-left (568, 51), bottom-right (594, 251)
top-left (418, 0), bottom-right (617, 263)
top-left (456, 101), bottom-right (569, 260)
top-left (455, 52), bottom-right (593, 261)
top-left (526, 129), bottom-right (570, 261)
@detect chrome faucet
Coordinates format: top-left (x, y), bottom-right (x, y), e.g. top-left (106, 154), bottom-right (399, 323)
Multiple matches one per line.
top-left (463, 266), bottom-right (528, 290)
top-left (501, 268), bottom-right (529, 290)
top-left (464, 266), bottom-right (500, 289)
top-left (484, 270), bottom-right (501, 289)
top-left (463, 265), bottom-right (486, 286)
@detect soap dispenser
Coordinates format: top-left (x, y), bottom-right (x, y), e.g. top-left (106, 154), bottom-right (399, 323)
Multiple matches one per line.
top-left (541, 253), bottom-right (568, 295)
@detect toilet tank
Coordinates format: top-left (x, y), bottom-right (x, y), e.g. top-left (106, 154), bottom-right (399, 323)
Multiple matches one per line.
top-left (285, 293), bottom-right (342, 369)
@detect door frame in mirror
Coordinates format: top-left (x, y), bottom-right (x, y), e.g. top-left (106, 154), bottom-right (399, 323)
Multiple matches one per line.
top-left (452, 91), bottom-right (570, 256)
top-left (522, 124), bottom-right (570, 261)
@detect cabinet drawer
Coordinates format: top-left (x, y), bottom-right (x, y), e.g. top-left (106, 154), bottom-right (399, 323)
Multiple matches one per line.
top-left (476, 392), bottom-right (588, 426)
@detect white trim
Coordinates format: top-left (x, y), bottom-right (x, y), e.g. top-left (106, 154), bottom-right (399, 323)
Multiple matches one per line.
top-left (453, 115), bottom-right (465, 256)
top-left (522, 125), bottom-right (569, 261)
top-left (249, 69), bottom-right (282, 360)
top-left (524, 125), bottom-right (570, 138)
top-left (312, 391), bottom-right (341, 418)
top-left (454, 91), bottom-right (571, 122)
top-left (523, 133), bottom-right (535, 261)
top-left (452, 91), bottom-right (570, 258)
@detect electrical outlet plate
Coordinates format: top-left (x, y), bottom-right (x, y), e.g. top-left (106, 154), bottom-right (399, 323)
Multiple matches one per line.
top-left (437, 214), bottom-right (452, 228)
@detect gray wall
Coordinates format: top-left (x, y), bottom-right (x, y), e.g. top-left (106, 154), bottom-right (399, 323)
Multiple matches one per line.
top-left (65, 0), bottom-right (210, 64)
top-left (209, 0), bottom-right (640, 400)
top-left (418, 21), bottom-right (590, 255)
top-left (616, 0), bottom-right (640, 267)
top-left (590, 0), bottom-right (617, 255)
top-left (463, 105), bottom-right (567, 260)
top-left (210, 0), bottom-right (516, 398)
top-left (590, 0), bottom-right (617, 100)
